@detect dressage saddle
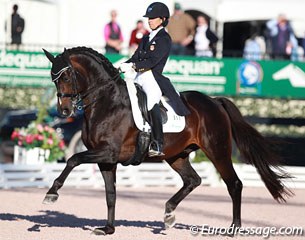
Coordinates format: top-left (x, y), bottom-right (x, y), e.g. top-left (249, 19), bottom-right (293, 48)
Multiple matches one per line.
top-left (121, 84), bottom-right (167, 166)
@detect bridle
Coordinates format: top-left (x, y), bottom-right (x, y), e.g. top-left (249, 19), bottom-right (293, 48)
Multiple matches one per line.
top-left (52, 64), bottom-right (83, 112)
top-left (52, 59), bottom-right (121, 113)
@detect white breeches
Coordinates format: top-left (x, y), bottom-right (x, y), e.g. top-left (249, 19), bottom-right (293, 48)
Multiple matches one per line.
top-left (134, 70), bottom-right (162, 111)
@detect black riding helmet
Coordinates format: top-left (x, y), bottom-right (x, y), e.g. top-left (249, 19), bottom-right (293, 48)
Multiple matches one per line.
top-left (143, 2), bottom-right (170, 27)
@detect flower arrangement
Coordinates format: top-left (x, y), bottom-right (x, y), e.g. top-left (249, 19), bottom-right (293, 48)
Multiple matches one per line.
top-left (11, 122), bottom-right (66, 162)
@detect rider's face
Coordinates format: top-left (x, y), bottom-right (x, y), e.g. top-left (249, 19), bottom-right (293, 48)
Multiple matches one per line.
top-left (148, 17), bottom-right (162, 30)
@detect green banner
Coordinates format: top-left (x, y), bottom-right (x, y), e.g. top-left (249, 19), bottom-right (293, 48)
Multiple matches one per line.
top-left (0, 50), bottom-right (52, 87)
top-left (1, 49), bottom-right (305, 99)
top-left (235, 59), bottom-right (305, 99)
top-left (164, 55), bottom-right (237, 95)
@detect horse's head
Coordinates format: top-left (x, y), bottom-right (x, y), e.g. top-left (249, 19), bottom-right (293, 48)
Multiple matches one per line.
top-left (43, 48), bottom-right (85, 117)
top-left (44, 47), bottom-right (123, 118)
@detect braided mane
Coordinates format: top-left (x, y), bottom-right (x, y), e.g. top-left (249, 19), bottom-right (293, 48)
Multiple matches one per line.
top-left (62, 46), bottom-right (120, 79)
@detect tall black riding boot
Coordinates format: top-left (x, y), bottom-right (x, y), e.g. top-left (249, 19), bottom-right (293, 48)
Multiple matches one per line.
top-left (148, 104), bottom-right (165, 157)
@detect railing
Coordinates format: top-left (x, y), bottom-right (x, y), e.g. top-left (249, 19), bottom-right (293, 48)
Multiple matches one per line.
top-left (0, 162), bottom-right (304, 189)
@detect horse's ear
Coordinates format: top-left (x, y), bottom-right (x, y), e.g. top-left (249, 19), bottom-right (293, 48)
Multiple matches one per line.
top-left (42, 48), bottom-right (55, 63)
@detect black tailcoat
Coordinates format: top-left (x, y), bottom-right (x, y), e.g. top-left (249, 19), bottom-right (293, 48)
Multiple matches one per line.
top-left (127, 28), bottom-right (190, 116)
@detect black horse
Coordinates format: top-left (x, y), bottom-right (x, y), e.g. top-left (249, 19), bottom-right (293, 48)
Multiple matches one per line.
top-left (42, 47), bottom-right (292, 235)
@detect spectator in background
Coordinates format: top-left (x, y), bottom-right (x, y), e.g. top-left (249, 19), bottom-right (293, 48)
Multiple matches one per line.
top-left (266, 14), bottom-right (297, 60)
top-left (104, 10), bottom-right (124, 54)
top-left (128, 20), bottom-right (149, 55)
top-left (194, 14), bottom-right (218, 57)
top-left (166, 2), bottom-right (196, 55)
top-left (243, 27), bottom-right (266, 60)
top-left (5, 4), bottom-right (25, 50)
top-left (302, 33), bottom-right (305, 59)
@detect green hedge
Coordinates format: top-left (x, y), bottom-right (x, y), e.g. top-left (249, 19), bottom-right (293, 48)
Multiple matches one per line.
top-left (1, 87), bottom-right (304, 138)
top-left (0, 87), bottom-right (53, 109)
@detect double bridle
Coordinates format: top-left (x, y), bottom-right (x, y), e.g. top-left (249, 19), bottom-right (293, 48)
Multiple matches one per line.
top-left (52, 62), bottom-right (121, 112)
top-left (52, 65), bottom-right (84, 111)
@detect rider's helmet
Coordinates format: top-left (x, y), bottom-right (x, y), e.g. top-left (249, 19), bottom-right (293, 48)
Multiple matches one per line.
top-left (143, 2), bottom-right (170, 26)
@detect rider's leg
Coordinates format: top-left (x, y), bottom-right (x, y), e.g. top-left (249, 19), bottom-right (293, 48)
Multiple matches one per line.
top-left (135, 71), bottom-right (163, 157)
top-left (148, 103), bottom-right (164, 157)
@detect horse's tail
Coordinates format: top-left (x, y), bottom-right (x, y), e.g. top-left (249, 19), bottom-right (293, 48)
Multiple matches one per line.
top-left (216, 97), bottom-right (293, 202)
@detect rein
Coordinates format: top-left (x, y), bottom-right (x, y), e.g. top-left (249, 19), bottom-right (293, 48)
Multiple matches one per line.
top-left (79, 71), bottom-right (121, 110)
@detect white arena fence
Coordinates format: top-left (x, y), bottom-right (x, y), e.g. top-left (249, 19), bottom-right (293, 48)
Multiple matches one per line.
top-left (0, 162), bottom-right (305, 189)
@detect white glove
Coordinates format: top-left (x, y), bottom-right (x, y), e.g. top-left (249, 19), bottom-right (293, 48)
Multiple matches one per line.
top-left (119, 62), bottom-right (133, 73)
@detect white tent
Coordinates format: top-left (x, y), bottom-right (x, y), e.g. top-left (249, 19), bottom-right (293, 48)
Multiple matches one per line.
top-left (1, 0), bottom-right (304, 50)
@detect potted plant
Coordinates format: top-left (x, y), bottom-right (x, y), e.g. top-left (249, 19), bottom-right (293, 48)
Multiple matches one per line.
top-left (11, 122), bottom-right (66, 164)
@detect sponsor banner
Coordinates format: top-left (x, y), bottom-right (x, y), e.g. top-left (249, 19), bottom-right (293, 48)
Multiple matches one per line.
top-left (236, 60), bottom-right (305, 99)
top-left (1, 50), bottom-right (305, 99)
top-left (0, 50), bottom-right (52, 87)
top-left (164, 56), bottom-right (236, 95)
top-left (261, 61), bottom-right (305, 99)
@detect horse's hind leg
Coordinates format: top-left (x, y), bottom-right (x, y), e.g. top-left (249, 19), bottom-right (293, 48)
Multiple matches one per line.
top-left (92, 163), bottom-right (117, 235)
top-left (164, 156), bottom-right (202, 228)
top-left (205, 144), bottom-right (243, 227)
top-left (214, 160), bottom-right (243, 228)
top-left (198, 106), bottom-right (243, 228)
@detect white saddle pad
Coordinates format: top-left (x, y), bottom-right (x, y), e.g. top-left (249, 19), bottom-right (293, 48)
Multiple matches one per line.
top-left (125, 73), bottom-right (185, 133)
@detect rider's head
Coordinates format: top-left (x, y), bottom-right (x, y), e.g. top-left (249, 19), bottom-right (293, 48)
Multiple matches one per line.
top-left (143, 2), bottom-right (170, 29)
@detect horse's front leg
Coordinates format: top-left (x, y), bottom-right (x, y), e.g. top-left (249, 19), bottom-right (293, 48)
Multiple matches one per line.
top-left (42, 153), bottom-right (83, 204)
top-left (92, 163), bottom-right (117, 235)
top-left (43, 149), bottom-right (114, 204)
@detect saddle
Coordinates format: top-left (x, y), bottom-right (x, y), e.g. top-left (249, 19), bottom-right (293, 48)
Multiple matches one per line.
top-left (122, 85), bottom-right (166, 166)
top-left (122, 76), bottom-right (185, 166)
top-left (135, 83), bottom-right (168, 125)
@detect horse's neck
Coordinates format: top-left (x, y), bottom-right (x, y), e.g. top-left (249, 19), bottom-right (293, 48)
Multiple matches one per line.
top-left (83, 80), bottom-right (129, 116)
top-left (74, 52), bottom-right (131, 117)
top-left (82, 82), bottom-right (131, 144)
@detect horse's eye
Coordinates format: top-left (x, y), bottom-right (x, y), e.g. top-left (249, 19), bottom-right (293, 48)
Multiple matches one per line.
top-left (63, 76), bottom-right (70, 82)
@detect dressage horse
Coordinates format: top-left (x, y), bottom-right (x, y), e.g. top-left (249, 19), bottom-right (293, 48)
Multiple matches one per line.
top-left (42, 47), bottom-right (292, 235)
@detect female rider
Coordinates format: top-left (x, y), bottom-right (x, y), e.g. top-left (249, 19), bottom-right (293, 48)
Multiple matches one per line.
top-left (120, 2), bottom-right (190, 157)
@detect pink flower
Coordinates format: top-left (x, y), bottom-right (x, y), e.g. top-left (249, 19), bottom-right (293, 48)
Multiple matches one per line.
top-left (11, 130), bottom-right (19, 140)
top-left (59, 140), bottom-right (65, 149)
top-left (25, 135), bottom-right (35, 144)
top-left (47, 138), bottom-right (54, 145)
top-left (36, 134), bottom-right (44, 141)
top-left (44, 125), bottom-right (54, 133)
top-left (37, 124), bottom-right (44, 133)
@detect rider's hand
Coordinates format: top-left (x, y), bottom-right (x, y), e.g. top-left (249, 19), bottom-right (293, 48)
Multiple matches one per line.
top-left (119, 62), bottom-right (133, 73)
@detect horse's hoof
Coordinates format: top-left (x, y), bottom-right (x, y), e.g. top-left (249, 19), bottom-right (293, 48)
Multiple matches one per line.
top-left (42, 194), bottom-right (59, 204)
top-left (91, 226), bottom-right (115, 235)
top-left (164, 212), bottom-right (176, 229)
top-left (230, 222), bottom-right (241, 228)
top-left (224, 223), bottom-right (241, 237)
top-left (91, 228), bottom-right (106, 236)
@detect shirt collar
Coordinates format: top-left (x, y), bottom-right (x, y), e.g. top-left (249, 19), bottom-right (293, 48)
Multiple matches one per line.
top-left (149, 26), bottom-right (163, 42)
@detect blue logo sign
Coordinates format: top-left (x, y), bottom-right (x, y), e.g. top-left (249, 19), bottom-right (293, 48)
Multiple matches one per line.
top-left (237, 61), bottom-right (263, 95)
top-left (238, 61), bottom-right (263, 87)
